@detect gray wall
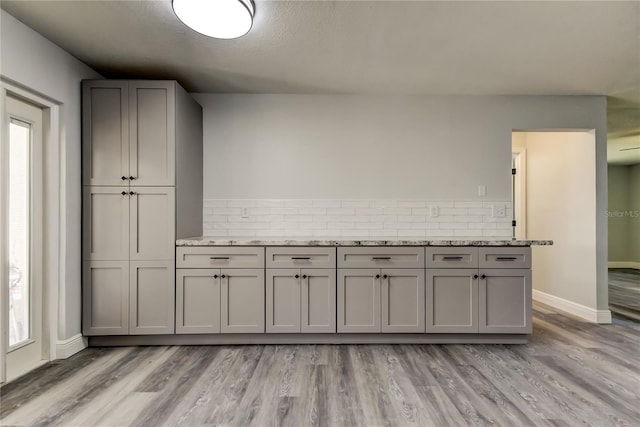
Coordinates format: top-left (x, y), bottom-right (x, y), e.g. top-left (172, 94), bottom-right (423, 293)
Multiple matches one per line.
top-left (608, 165), bottom-right (630, 262)
top-left (1, 10), bottom-right (102, 339)
top-left (631, 164), bottom-right (640, 264)
top-left (196, 93), bottom-right (609, 310)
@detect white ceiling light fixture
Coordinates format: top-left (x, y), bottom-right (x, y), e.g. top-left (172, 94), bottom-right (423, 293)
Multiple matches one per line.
top-left (172, 0), bottom-right (255, 40)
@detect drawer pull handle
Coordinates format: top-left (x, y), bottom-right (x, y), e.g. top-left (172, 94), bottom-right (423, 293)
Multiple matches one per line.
top-left (496, 257), bottom-right (517, 261)
top-left (372, 257), bottom-right (391, 260)
top-left (442, 256), bottom-right (463, 260)
top-left (210, 257), bottom-right (230, 260)
top-left (291, 257), bottom-right (311, 260)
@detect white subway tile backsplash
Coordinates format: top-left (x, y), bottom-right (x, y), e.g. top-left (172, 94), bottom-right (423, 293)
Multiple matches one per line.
top-left (284, 200), bottom-right (313, 208)
top-left (312, 200), bottom-right (342, 208)
top-left (398, 200), bottom-right (426, 208)
top-left (341, 200), bottom-right (370, 208)
top-left (202, 199), bottom-right (512, 239)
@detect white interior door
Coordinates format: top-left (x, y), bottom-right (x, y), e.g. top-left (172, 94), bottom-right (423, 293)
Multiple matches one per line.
top-left (3, 95), bottom-right (46, 382)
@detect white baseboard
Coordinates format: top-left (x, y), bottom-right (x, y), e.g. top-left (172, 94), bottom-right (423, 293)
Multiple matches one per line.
top-left (56, 334), bottom-right (88, 359)
top-left (533, 289), bottom-right (612, 324)
top-left (608, 261), bottom-right (640, 270)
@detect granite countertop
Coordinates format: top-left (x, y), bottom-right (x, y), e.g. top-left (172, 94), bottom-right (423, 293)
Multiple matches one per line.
top-left (176, 237), bottom-right (553, 247)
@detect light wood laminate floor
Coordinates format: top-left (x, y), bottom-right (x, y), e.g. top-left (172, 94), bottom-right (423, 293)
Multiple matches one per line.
top-left (609, 268), bottom-right (640, 320)
top-left (1, 302), bottom-right (639, 427)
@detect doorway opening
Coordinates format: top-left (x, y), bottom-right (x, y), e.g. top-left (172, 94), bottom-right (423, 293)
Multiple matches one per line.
top-left (512, 130), bottom-right (606, 322)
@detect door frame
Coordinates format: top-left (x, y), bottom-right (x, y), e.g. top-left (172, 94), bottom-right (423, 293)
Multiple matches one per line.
top-left (512, 147), bottom-right (527, 240)
top-left (1, 80), bottom-right (61, 383)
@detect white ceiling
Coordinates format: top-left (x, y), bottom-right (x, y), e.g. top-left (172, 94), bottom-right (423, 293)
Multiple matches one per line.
top-left (2, 0), bottom-right (639, 162)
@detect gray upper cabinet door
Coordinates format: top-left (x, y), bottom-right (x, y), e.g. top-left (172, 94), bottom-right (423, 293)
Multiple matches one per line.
top-left (129, 81), bottom-right (175, 186)
top-left (129, 260), bottom-right (175, 335)
top-left (176, 269), bottom-right (220, 334)
top-left (426, 269), bottom-right (479, 333)
top-left (82, 81), bottom-right (129, 186)
top-left (83, 187), bottom-right (129, 261)
top-left (479, 269), bottom-right (532, 334)
top-left (301, 268), bottom-right (336, 333)
top-left (266, 269), bottom-right (301, 333)
top-left (129, 186), bottom-right (175, 261)
top-left (82, 260), bottom-right (129, 336)
top-left (221, 268), bottom-right (265, 333)
top-left (338, 269), bottom-right (381, 333)
top-left (381, 269), bottom-right (425, 333)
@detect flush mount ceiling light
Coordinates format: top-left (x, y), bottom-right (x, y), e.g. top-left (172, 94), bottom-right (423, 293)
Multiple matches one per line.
top-left (172, 0), bottom-right (255, 39)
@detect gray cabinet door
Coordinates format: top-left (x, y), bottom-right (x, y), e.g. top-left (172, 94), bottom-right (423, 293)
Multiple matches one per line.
top-left (129, 186), bottom-right (175, 261)
top-left (337, 269), bottom-right (380, 333)
top-left (176, 269), bottom-right (220, 334)
top-left (83, 187), bottom-right (129, 261)
top-left (301, 268), bottom-right (336, 333)
top-left (82, 260), bottom-right (129, 336)
top-left (266, 269), bottom-right (301, 333)
top-left (426, 269), bottom-right (478, 333)
top-left (479, 269), bottom-right (532, 334)
top-left (129, 260), bottom-right (175, 335)
top-left (382, 269), bottom-right (425, 333)
top-left (129, 81), bottom-right (175, 186)
top-left (82, 80), bottom-right (129, 186)
top-left (221, 268), bottom-right (265, 333)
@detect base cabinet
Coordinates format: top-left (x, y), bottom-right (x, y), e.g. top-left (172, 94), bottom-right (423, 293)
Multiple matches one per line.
top-left (176, 269), bottom-right (221, 334)
top-left (480, 269), bottom-right (531, 333)
top-left (338, 268), bottom-right (425, 333)
top-left (266, 268), bottom-right (336, 333)
top-left (129, 261), bottom-right (175, 335)
top-left (426, 268), bottom-right (531, 334)
top-left (426, 269), bottom-right (478, 333)
top-left (221, 269), bottom-right (265, 333)
top-left (83, 260), bottom-right (174, 335)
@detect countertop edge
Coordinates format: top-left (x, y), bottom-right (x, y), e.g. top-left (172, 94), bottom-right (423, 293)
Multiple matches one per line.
top-left (176, 238), bottom-right (553, 247)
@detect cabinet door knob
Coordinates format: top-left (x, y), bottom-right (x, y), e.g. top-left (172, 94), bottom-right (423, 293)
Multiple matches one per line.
top-left (302, 274), bottom-right (307, 279)
top-left (121, 191), bottom-right (127, 196)
top-left (382, 274), bottom-right (388, 279)
top-left (375, 274), bottom-right (381, 279)
top-left (213, 274), bottom-right (219, 279)
top-left (473, 274), bottom-right (479, 279)
top-left (129, 191), bottom-right (135, 195)
top-left (295, 274), bottom-right (300, 278)
top-left (480, 274), bottom-right (486, 279)
top-left (129, 176), bottom-right (136, 180)
top-left (121, 176), bottom-right (128, 181)
top-left (221, 274), bottom-right (226, 279)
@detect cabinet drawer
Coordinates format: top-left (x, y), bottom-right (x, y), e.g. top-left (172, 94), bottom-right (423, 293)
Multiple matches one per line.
top-left (426, 247), bottom-right (478, 268)
top-left (479, 247), bottom-right (531, 269)
top-left (338, 247), bottom-right (425, 269)
top-left (266, 247), bottom-right (336, 269)
top-left (176, 246), bottom-right (264, 268)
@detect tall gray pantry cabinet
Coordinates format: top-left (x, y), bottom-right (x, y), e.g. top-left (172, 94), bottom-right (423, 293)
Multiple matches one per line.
top-left (82, 80), bottom-right (202, 336)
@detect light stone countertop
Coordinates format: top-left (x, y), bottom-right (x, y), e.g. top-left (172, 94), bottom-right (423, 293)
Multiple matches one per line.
top-left (176, 237), bottom-right (553, 247)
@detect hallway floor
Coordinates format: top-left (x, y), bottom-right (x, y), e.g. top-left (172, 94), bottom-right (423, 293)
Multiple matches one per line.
top-left (609, 268), bottom-right (640, 321)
